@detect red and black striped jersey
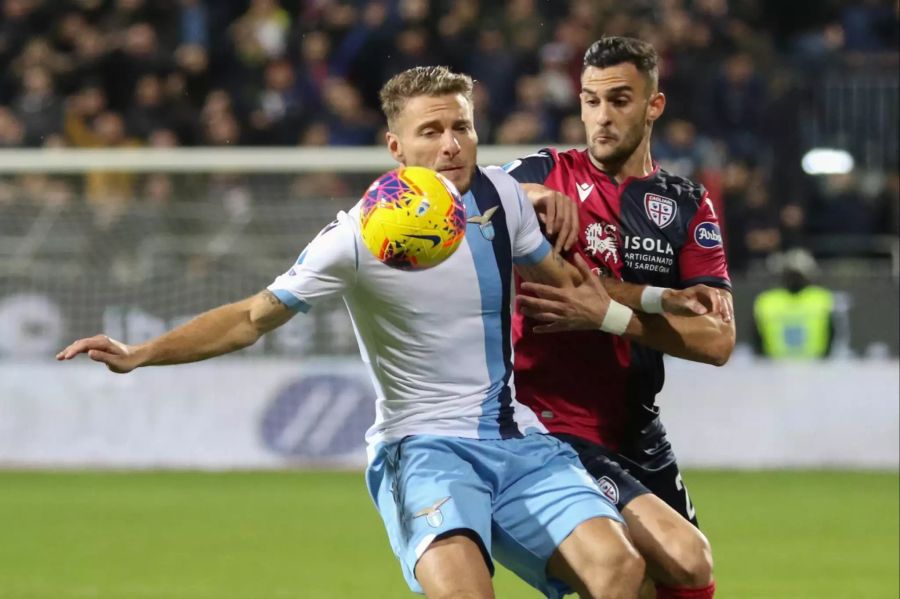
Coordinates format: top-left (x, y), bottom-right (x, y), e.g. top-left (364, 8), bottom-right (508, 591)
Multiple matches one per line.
top-left (506, 147), bottom-right (731, 451)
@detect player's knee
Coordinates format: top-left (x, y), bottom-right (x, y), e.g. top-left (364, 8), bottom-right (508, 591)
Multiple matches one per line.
top-left (664, 529), bottom-right (714, 587)
top-left (583, 543), bottom-right (645, 599)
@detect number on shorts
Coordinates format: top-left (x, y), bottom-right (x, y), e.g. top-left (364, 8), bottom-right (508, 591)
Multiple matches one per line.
top-left (675, 473), bottom-right (696, 521)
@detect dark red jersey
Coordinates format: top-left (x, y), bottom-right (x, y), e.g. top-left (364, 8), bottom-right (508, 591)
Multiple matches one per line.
top-left (507, 148), bottom-right (731, 451)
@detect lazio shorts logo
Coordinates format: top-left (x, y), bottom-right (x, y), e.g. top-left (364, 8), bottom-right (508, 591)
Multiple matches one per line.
top-left (644, 193), bottom-right (677, 229)
top-left (414, 496), bottom-right (452, 528)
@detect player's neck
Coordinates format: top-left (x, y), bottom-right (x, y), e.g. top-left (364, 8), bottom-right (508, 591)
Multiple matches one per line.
top-left (588, 137), bottom-right (655, 184)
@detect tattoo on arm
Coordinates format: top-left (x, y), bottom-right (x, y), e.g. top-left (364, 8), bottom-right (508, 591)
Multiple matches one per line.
top-left (262, 289), bottom-right (285, 307)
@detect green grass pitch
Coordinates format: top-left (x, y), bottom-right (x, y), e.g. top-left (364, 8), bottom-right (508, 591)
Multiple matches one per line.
top-left (0, 470), bottom-right (896, 598)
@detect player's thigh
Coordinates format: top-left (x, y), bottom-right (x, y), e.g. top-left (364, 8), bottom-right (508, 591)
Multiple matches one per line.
top-left (631, 459), bottom-right (700, 527)
top-left (547, 516), bottom-right (644, 598)
top-left (490, 434), bottom-right (624, 598)
top-left (366, 436), bottom-right (494, 594)
top-left (621, 493), bottom-right (713, 586)
top-left (415, 531), bottom-right (494, 599)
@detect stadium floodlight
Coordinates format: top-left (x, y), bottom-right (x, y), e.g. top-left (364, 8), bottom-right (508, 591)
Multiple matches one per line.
top-left (801, 148), bottom-right (855, 175)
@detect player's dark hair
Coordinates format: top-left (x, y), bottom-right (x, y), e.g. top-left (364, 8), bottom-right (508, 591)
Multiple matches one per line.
top-left (583, 36), bottom-right (659, 90)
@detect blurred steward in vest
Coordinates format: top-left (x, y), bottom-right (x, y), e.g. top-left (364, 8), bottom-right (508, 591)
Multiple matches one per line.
top-left (753, 249), bottom-right (835, 359)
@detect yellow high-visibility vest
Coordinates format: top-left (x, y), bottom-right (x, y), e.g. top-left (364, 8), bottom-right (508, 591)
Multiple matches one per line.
top-left (753, 286), bottom-right (834, 359)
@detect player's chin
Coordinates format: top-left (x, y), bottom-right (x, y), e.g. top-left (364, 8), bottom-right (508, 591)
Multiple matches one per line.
top-left (439, 166), bottom-right (472, 193)
top-left (590, 143), bottom-right (625, 163)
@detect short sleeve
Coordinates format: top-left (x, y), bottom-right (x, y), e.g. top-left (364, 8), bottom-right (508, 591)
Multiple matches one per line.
top-left (510, 177), bottom-right (552, 265)
top-left (267, 209), bottom-right (359, 312)
top-left (502, 148), bottom-right (557, 184)
top-left (679, 194), bottom-right (731, 289)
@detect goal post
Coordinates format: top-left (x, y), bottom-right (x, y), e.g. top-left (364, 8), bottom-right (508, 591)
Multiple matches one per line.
top-left (0, 145), bottom-right (542, 359)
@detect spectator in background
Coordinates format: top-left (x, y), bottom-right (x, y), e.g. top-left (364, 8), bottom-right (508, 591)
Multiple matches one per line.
top-left (320, 77), bottom-right (378, 146)
top-left (0, 106), bottom-right (25, 147)
top-left (504, 75), bottom-right (554, 142)
top-left (753, 249), bottom-right (836, 359)
top-left (174, 43), bottom-right (211, 107)
top-left (292, 31), bottom-right (334, 117)
top-left (806, 172), bottom-right (877, 241)
top-left (246, 58), bottom-right (303, 145)
top-left (708, 52), bottom-right (766, 160)
top-left (722, 161), bottom-right (782, 271)
top-left (12, 66), bottom-right (61, 146)
top-left (384, 27), bottom-right (440, 79)
top-left (105, 22), bottom-right (172, 111)
top-left (538, 42), bottom-right (578, 115)
top-left (200, 89), bottom-right (242, 146)
top-left (179, 0), bottom-right (208, 48)
top-left (652, 118), bottom-right (716, 181)
top-left (125, 74), bottom-right (169, 139)
top-left (231, 0), bottom-right (290, 66)
top-left (467, 26), bottom-right (516, 123)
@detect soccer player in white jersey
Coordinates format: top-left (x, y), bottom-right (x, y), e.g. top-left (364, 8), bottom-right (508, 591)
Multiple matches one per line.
top-left (57, 66), bottom-right (717, 598)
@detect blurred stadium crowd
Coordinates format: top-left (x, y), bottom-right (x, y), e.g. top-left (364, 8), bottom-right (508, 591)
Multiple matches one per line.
top-left (0, 0), bottom-right (898, 272)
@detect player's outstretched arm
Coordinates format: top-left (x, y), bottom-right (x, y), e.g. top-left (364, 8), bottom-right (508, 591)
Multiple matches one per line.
top-left (602, 277), bottom-right (733, 321)
top-left (56, 290), bottom-right (295, 373)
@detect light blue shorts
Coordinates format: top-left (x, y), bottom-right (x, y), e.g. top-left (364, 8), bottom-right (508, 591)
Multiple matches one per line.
top-left (365, 433), bottom-right (623, 597)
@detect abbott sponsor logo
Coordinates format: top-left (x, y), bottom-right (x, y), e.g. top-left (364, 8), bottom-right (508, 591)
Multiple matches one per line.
top-left (694, 222), bottom-right (723, 249)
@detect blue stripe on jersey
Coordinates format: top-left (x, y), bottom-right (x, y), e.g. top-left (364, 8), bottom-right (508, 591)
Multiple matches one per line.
top-left (465, 169), bottom-right (521, 440)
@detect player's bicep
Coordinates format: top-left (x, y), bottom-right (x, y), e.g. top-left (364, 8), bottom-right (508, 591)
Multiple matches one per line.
top-left (267, 211), bottom-right (358, 310)
top-left (680, 194), bottom-right (731, 289)
top-left (249, 289), bottom-right (296, 334)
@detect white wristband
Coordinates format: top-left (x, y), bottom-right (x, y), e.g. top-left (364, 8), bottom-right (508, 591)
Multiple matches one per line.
top-left (599, 300), bottom-right (633, 336)
top-left (640, 286), bottom-right (666, 314)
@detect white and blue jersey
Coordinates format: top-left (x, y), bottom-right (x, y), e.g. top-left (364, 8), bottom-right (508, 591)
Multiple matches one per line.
top-left (268, 166), bottom-right (551, 455)
top-left (269, 165), bottom-right (623, 597)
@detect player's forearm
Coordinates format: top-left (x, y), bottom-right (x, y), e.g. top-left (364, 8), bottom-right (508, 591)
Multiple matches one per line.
top-left (623, 312), bottom-right (735, 366)
top-left (516, 249), bottom-right (583, 288)
top-left (133, 299), bottom-right (263, 367)
top-left (601, 277), bottom-right (647, 311)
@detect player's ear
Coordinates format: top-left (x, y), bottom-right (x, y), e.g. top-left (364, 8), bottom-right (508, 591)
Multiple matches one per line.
top-left (386, 131), bottom-right (404, 162)
top-left (648, 92), bottom-right (666, 123)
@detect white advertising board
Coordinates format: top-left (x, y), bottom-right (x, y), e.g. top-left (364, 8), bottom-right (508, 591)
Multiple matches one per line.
top-left (1, 357), bottom-right (897, 469)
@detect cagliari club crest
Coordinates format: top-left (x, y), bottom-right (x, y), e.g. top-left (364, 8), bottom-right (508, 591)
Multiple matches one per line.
top-left (644, 193), bottom-right (677, 229)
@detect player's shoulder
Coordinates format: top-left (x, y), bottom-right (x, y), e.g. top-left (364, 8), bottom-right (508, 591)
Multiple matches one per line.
top-left (503, 146), bottom-right (578, 183)
top-left (646, 167), bottom-right (708, 207)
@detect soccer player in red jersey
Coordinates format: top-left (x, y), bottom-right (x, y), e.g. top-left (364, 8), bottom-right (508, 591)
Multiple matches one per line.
top-left (509, 37), bottom-right (736, 599)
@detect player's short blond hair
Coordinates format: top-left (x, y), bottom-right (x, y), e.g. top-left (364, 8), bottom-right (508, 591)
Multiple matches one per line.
top-left (379, 66), bottom-right (473, 130)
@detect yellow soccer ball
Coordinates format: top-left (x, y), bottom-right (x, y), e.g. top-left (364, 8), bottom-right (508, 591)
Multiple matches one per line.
top-left (360, 166), bottom-right (467, 270)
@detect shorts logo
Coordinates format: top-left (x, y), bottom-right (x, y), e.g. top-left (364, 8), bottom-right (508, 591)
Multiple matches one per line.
top-left (597, 476), bottom-right (620, 505)
top-left (694, 221), bottom-right (723, 249)
top-left (644, 193), bottom-right (677, 228)
top-left (414, 496), bottom-right (451, 528)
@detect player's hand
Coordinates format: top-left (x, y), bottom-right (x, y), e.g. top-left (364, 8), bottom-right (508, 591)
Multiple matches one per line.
top-left (518, 254), bottom-right (613, 332)
top-left (56, 335), bottom-right (141, 374)
top-left (661, 285), bottom-right (733, 322)
top-left (521, 183), bottom-right (579, 254)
